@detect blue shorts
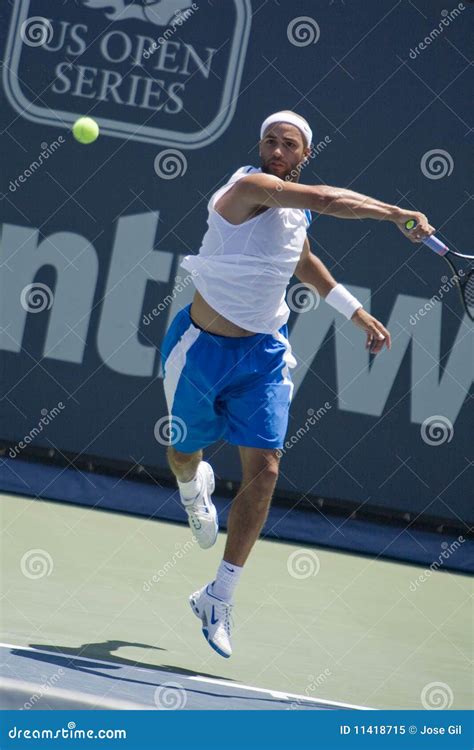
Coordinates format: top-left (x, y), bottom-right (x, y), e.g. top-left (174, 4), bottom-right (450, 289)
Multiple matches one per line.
top-left (160, 304), bottom-right (297, 453)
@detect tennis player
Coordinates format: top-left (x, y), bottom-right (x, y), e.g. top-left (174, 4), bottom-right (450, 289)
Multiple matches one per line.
top-left (161, 110), bottom-right (435, 658)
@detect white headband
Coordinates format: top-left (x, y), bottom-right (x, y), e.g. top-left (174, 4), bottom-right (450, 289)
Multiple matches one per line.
top-left (260, 111), bottom-right (313, 147)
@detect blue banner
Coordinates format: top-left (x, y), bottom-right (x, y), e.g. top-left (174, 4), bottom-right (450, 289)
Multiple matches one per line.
top-left (0, 0), bottom-right (472, 529)
top-left (1, 710), bottom-right (472, 749)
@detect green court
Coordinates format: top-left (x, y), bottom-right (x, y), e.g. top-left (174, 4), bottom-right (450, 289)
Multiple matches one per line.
top-left (1, 493), bottom-right (471, 710)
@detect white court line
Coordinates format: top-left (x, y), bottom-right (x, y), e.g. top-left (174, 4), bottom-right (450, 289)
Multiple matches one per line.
top-left (0, 642), bottom-right (372, 710)
top-left (187, 675), bottom-right (372, 710)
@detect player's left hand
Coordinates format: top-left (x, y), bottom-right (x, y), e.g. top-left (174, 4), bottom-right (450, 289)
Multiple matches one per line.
top-left (350, 308), bottom-right (391, 354)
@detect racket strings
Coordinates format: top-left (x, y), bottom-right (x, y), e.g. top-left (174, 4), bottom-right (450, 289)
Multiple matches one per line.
top-left (463, 271), bottom-right (474, 310)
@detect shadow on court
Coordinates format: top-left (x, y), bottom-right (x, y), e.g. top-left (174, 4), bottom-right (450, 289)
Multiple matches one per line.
top-left (25, 640), bottom-right (235, 681)
top-left (2, 644), bottom-right (329, 710)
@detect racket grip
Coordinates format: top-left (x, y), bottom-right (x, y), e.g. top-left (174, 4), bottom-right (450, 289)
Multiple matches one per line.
top-left (423, 234), bottom-right (449, 255)
top-left (404, 220), bottom-right (449, 256)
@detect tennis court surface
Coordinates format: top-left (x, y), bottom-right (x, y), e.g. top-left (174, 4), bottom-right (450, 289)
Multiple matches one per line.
top-left (1, 492), bottom-right (471, 711)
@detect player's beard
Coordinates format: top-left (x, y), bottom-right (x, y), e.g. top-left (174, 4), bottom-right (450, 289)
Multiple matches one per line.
top-left (261, 158), bottom-right (293, 181)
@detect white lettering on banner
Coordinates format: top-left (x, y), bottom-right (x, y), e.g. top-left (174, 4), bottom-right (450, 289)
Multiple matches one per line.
top-left (0, 217), bottom-right (471, 423)
top-left (4, 1), bottom-right (252, 148)
top-left (290, 291), bottom-right (472, 425)
top-left (97, 213), bottom-right (173, 376)
top-left (0, 214), bottom-right (172, 377)
top-left (0, 225), bottom-right (98, 364)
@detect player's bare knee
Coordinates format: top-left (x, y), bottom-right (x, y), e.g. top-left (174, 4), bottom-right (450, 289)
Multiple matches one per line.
top-left (243, 465), bottom-right (279, 501)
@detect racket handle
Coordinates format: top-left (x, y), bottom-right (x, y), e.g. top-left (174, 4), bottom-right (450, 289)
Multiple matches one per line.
top-left (404, 219), bottom-right (449, 256)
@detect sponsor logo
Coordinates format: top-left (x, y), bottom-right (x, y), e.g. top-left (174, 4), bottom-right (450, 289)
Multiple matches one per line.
top-left (1, 213), bottom-right (471, 426)
top-left (4, 0), bottom-right (252, 148)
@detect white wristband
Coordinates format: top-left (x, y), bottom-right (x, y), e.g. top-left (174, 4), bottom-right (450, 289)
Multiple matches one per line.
top-left (325, 283), bottom-right (363, 319)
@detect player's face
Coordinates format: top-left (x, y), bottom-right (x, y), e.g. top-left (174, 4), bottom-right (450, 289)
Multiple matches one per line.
top-left (259, 124), bottom-right (310, 181)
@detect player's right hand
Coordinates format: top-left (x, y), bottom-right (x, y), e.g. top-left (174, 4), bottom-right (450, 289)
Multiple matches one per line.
top-left (394, 210), bottom-right (435, 242)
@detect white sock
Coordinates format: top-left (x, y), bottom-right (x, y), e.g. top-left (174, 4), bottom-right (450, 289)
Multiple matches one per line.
top-left (177, 464), bottom-right (203, 504)
top-left (211, 559), bottom-right (243, 603)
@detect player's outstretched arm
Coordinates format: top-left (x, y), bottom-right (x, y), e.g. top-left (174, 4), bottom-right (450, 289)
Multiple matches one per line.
top-left (236, 174), bottom-right (434, 241)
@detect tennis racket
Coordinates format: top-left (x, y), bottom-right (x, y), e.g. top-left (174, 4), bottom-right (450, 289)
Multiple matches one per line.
top-left (405, 220), bottom-right (474, 321)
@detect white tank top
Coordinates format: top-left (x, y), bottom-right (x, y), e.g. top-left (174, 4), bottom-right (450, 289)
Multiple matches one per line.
top-left (180, 165), bottom-right (312, 334)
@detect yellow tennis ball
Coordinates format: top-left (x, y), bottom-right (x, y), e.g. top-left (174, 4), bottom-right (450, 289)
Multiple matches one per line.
top-left (72, 117), bottom-right (99, 144)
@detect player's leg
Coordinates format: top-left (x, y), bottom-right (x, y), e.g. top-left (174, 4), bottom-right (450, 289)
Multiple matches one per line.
top-left (167, 445), bottom-right (202, 482)
top-left (209, 446), bottom-right (279, 611)
top-left (189, 327), bottom-right (294, 658)
top-left (166, 445), bottom-right (218, 548)
top-left (222, 446), bottom-right (280, 567)
top-left (219, 325), bottom-right (294, 574)
top-left (189, 446), bottom-right (280, 659)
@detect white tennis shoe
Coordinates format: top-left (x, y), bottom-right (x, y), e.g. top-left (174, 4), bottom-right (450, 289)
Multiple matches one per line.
top-left (180, 461), bottom-right (218, 549)
top-left (189, 583), bottom-right (233, 658)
